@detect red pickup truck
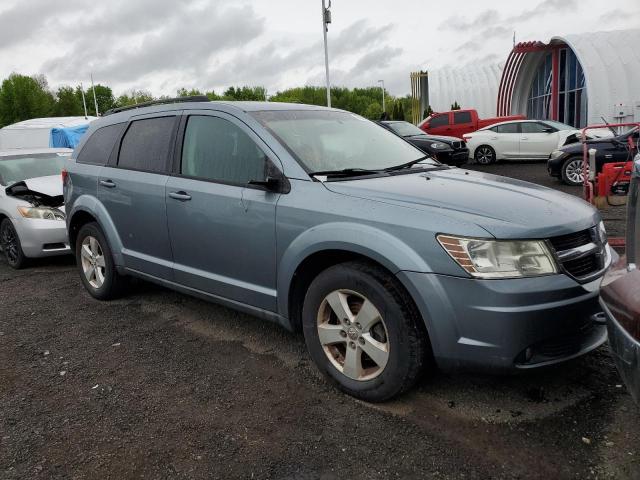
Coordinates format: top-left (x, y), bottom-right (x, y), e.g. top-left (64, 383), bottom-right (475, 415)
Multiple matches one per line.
top-left (418, 109), bottom-right (525, 139)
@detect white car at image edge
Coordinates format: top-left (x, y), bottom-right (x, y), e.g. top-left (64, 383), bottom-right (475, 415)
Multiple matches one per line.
top-left (463, 120), bottom-right (583, 164)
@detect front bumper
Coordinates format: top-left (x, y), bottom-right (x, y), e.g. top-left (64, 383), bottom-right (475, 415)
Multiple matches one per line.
top-left (398, 271), bottom-right (606, 372)
top-left (547, 155), bottom-right (567, 177)
top-left (437, 149), bottom-right (469, 166)
top-left (11, 216), bottom-right (71, 258)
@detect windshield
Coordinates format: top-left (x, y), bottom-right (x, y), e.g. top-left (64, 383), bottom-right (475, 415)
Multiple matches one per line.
top-left (543, 121), bottom-right (575, 131)
top-left (251, 110), bottom-right (437, 173)
top-left (386, 122), bottom-right (426, 137)
top-left (0, 152), bottom-right (70, 186)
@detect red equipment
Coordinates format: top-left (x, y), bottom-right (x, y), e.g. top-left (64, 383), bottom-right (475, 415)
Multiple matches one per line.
top-left (581, 122), bottom-right (640, 250)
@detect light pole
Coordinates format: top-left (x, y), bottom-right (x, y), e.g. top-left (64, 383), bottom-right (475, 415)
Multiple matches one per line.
top-left (321, 0), bottom-right (332, 107)
top-left (378, 79), bottom-right (385, 113)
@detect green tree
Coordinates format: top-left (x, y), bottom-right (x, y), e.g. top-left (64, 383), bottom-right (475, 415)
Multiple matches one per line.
top-left (398, 102), bottom-right (405, 121)
top-left (223, 86), bottom-right (266, 101)
top-left (54, 85), bottom-right (85, 116)
top-left (0, 73), bottom-right (55, 126)
top-left (451, 101), bottom-right (461, 110)
top-left (116, 90), bottom-right (155, 107)
top-left (84, 84), bottom-right (115, 115)
top-left (363, 102), bottom-right (383, 120)
top-left (423, 105), bottom-right (434, 119)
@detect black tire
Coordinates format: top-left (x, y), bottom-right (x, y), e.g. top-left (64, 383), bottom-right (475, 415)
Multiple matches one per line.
top-left (302, 261), bottom-right (428, 402)
top-left (561, 157), bottom-right (585, 186)
top-left (75, 222), bottom-right (126, 300)
top-left (474, 145), bottom-right (496, 165)
top-left (0, 218), bottom-right (27, 269)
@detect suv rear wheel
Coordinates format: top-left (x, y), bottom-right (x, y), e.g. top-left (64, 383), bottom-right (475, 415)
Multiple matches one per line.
top-left (76, 222), bottom-right (125, 300)
top-left (302, 261), bottom-right (427, 402)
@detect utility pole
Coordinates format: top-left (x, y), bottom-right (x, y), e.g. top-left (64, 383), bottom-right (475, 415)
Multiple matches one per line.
top-left (90, 73), bottom-right (99, 116)
top-left (321, 0), bottom-right (332, 107)
top-left (79, 82), bottom-right (88, 119)
top-left (378, 80), bottom-right (386, 113)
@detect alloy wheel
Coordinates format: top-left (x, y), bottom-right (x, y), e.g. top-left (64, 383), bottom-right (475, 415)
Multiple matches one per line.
top-left (476, 147), bottom-right (494, 164)
top-left (565, 159), bottom-right (585, 184)
top-left (316, 289), bottom-right (390, 381)
top-left (1, 223), bottom-right (19, 265)
top-left (80, 236), bottom-right (106, 289)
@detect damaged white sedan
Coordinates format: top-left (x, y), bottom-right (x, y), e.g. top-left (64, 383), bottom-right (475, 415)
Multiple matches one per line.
top-left (0, 148), bottom-right (71, 268)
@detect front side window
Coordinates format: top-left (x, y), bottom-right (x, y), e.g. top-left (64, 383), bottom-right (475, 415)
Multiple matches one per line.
top-left (0, 152), bottom-right (71, 186)
top-left (251, 110), bottom-right (436, 173)
top-left (429, 114), bottom-right (449, 128)
top-left (181, 116), bottom-right (268, 185)
top-left (496, 123), bottom-right (520, 134)
top-left (118, 116), bottom-right (176, 173)
top-left (453, 111), bottom-right (472, 124)
top-left (521, 122), bottom-right (548, 134)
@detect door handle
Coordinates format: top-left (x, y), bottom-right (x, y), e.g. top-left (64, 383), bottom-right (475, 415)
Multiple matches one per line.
top-left (99, 179), bottom-right (116, 188)
top-left (169, 191), bottom-right (192, 201)
top-left (490, 137), bottom-right (498, 140)
top-left (521, 137), bottom-right (528, 140)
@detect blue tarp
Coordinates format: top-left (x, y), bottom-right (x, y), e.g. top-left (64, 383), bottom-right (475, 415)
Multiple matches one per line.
top-left (49, 124), bottom-right (90, 148)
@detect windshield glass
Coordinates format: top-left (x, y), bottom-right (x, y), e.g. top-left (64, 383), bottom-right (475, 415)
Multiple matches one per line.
top-left (543, 121), bottom-right (576, 131)
top-left (251, 110), bottom-right (437, 173)
top-left (0, 152), bottom-right (70, 186)
top-left (386, 122), bottom-right (426, 137)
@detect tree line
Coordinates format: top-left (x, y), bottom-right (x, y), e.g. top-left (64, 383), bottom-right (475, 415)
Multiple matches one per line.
top-left (0, 73), bottom-right (420, 128)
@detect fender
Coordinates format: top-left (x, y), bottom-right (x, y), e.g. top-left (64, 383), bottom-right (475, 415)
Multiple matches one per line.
top-left (67, 194), bottom-right (125, 268)
top-left (277, 221), bottom-right (433, 318)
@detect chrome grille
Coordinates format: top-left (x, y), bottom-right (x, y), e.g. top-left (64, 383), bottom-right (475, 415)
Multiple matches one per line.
top-left (549, 227), bottom-right (609, 282)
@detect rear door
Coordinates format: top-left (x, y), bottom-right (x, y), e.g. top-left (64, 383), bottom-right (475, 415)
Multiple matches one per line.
top-left (165, 111), bottom-right (281, 311)
top-left (426, 113), bottom-right (451, 136)
top-left (494, 122), bottom-right (521, 158)
top-left (519, 121), bottom-right (559, 159)
top-left (98, 113), bottom-right (179, 280)
top-left (451, 110), bottom-right (474, 138)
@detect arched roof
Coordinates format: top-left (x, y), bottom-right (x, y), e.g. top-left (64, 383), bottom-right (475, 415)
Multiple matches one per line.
top-left (499, 29), bottom-right (640, 125)
top-left (427, 63), bottom-right (503, 118)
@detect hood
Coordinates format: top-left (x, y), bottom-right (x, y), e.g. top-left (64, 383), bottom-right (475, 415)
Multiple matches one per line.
top-left (5, 175), bottom-right (64, 207)
top-left (323, 168), bottom-right (599, 239)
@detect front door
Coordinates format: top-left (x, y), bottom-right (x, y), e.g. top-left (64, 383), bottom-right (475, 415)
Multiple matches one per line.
top-left (519, 121), bottom-right (559, 159)
top-left (493, 122), bottom-right (521, 158)
top-left (98, 114), bottom-right (179, 279)
top-left (166, 112), bottom-right (281, 311)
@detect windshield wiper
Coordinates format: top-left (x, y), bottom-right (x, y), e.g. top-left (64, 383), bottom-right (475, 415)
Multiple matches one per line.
top-left (310, 168), bottom-right (382, 178)
top-left (383, 156), bottom-right (443, 172)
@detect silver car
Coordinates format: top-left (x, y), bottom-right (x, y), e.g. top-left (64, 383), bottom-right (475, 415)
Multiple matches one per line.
top-left (0, 148), bottom-right (72, 268)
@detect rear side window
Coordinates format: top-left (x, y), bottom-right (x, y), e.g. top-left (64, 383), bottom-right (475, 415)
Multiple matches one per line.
top-left (496, 123), bottom-right (520, 134)
top-left (521, 122), bottom-right (547, 133)
top-left (429, 115), bottom-right (449, 128)
top-left (76, 123), bottom-right (125, 165)
top-left (118, 116), bottom-right (176, 173)
top-left (453, 111), bottom-right (472, 124)
top-left (181, 116), bottom-right (268, 185)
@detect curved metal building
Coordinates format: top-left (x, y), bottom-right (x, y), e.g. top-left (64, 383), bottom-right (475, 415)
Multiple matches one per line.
top-left (497, 29), bottom-right (640, 127)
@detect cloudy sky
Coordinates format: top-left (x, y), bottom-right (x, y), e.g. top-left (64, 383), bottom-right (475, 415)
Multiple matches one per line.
top-left (0, 0), bottom-right (638, 98)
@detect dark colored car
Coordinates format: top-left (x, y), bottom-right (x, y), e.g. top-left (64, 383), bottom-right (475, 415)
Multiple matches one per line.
top-left (378, 120), bottom-right (468, 166)
top-left (548, 127), bottom-right (639, 186)
top-left (601, 154), bottom-right (640, 403)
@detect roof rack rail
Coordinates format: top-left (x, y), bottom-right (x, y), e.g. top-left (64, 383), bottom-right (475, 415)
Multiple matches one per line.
top-left (103, 95), bottom-right (210, 116)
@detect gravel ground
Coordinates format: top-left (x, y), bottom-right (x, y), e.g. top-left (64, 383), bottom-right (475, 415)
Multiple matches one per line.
top-left (1, 160), bottom-right (638, 479)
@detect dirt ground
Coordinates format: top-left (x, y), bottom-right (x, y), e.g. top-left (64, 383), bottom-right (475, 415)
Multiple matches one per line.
top-left (1, 160), bottom-right (638, 479)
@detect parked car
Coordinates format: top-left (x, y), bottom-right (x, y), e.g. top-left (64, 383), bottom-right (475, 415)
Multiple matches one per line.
top-left (418, 108), bottom-right (525, 139)
top-left (462, 120), bottom-right (585, 165)
top-left (378, 120), bottom-right (468, 166)
top-left (0, 148), bottom-right (72, 268)
top-left (548, 127), bottom-right (639, 186)
top-left (600, 153), bottom-right (640, 403)
top-left (65, 100), bottom-right (610, 402)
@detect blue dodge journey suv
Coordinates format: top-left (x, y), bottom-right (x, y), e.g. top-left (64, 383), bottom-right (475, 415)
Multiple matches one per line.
top-left (64, 98), bottom-right (611, 401)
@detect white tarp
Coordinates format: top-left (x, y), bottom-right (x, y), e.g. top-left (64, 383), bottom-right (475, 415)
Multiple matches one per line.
top-left (0, 116), bottom-right (97, 150)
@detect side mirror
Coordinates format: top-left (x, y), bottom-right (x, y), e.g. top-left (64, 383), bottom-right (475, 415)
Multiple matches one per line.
top-left (248, 176), bottom-right (282, 191)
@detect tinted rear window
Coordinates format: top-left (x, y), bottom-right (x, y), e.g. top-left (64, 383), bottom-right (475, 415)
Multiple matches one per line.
top-left (496, 123), bottom-right (520, 134)
top-left (453, 111), bottom-right (472, 124)
top-left (118, 116), bottom-right (176, 173)
top-left (76, 123), bottom-right (125, 165)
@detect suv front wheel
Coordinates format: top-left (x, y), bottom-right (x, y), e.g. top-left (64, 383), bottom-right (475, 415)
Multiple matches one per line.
top-left (76, 222), bottom-right (125, 300)
top-left (302, 261), bottom-right (427, 402)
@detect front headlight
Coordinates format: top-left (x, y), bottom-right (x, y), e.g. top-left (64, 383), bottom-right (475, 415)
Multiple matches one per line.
top-left (17, 206), bottom-right (65, 221)
top-left (437, 235), bottom-right (558, 279)
top-left (430, 142), bottom-right (448, 149)
top-left (550, 150), bottom-right (566, 159)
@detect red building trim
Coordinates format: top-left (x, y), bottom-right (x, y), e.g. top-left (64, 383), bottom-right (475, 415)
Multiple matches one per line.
top-left (550, 47), bottom-right (560, 120)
